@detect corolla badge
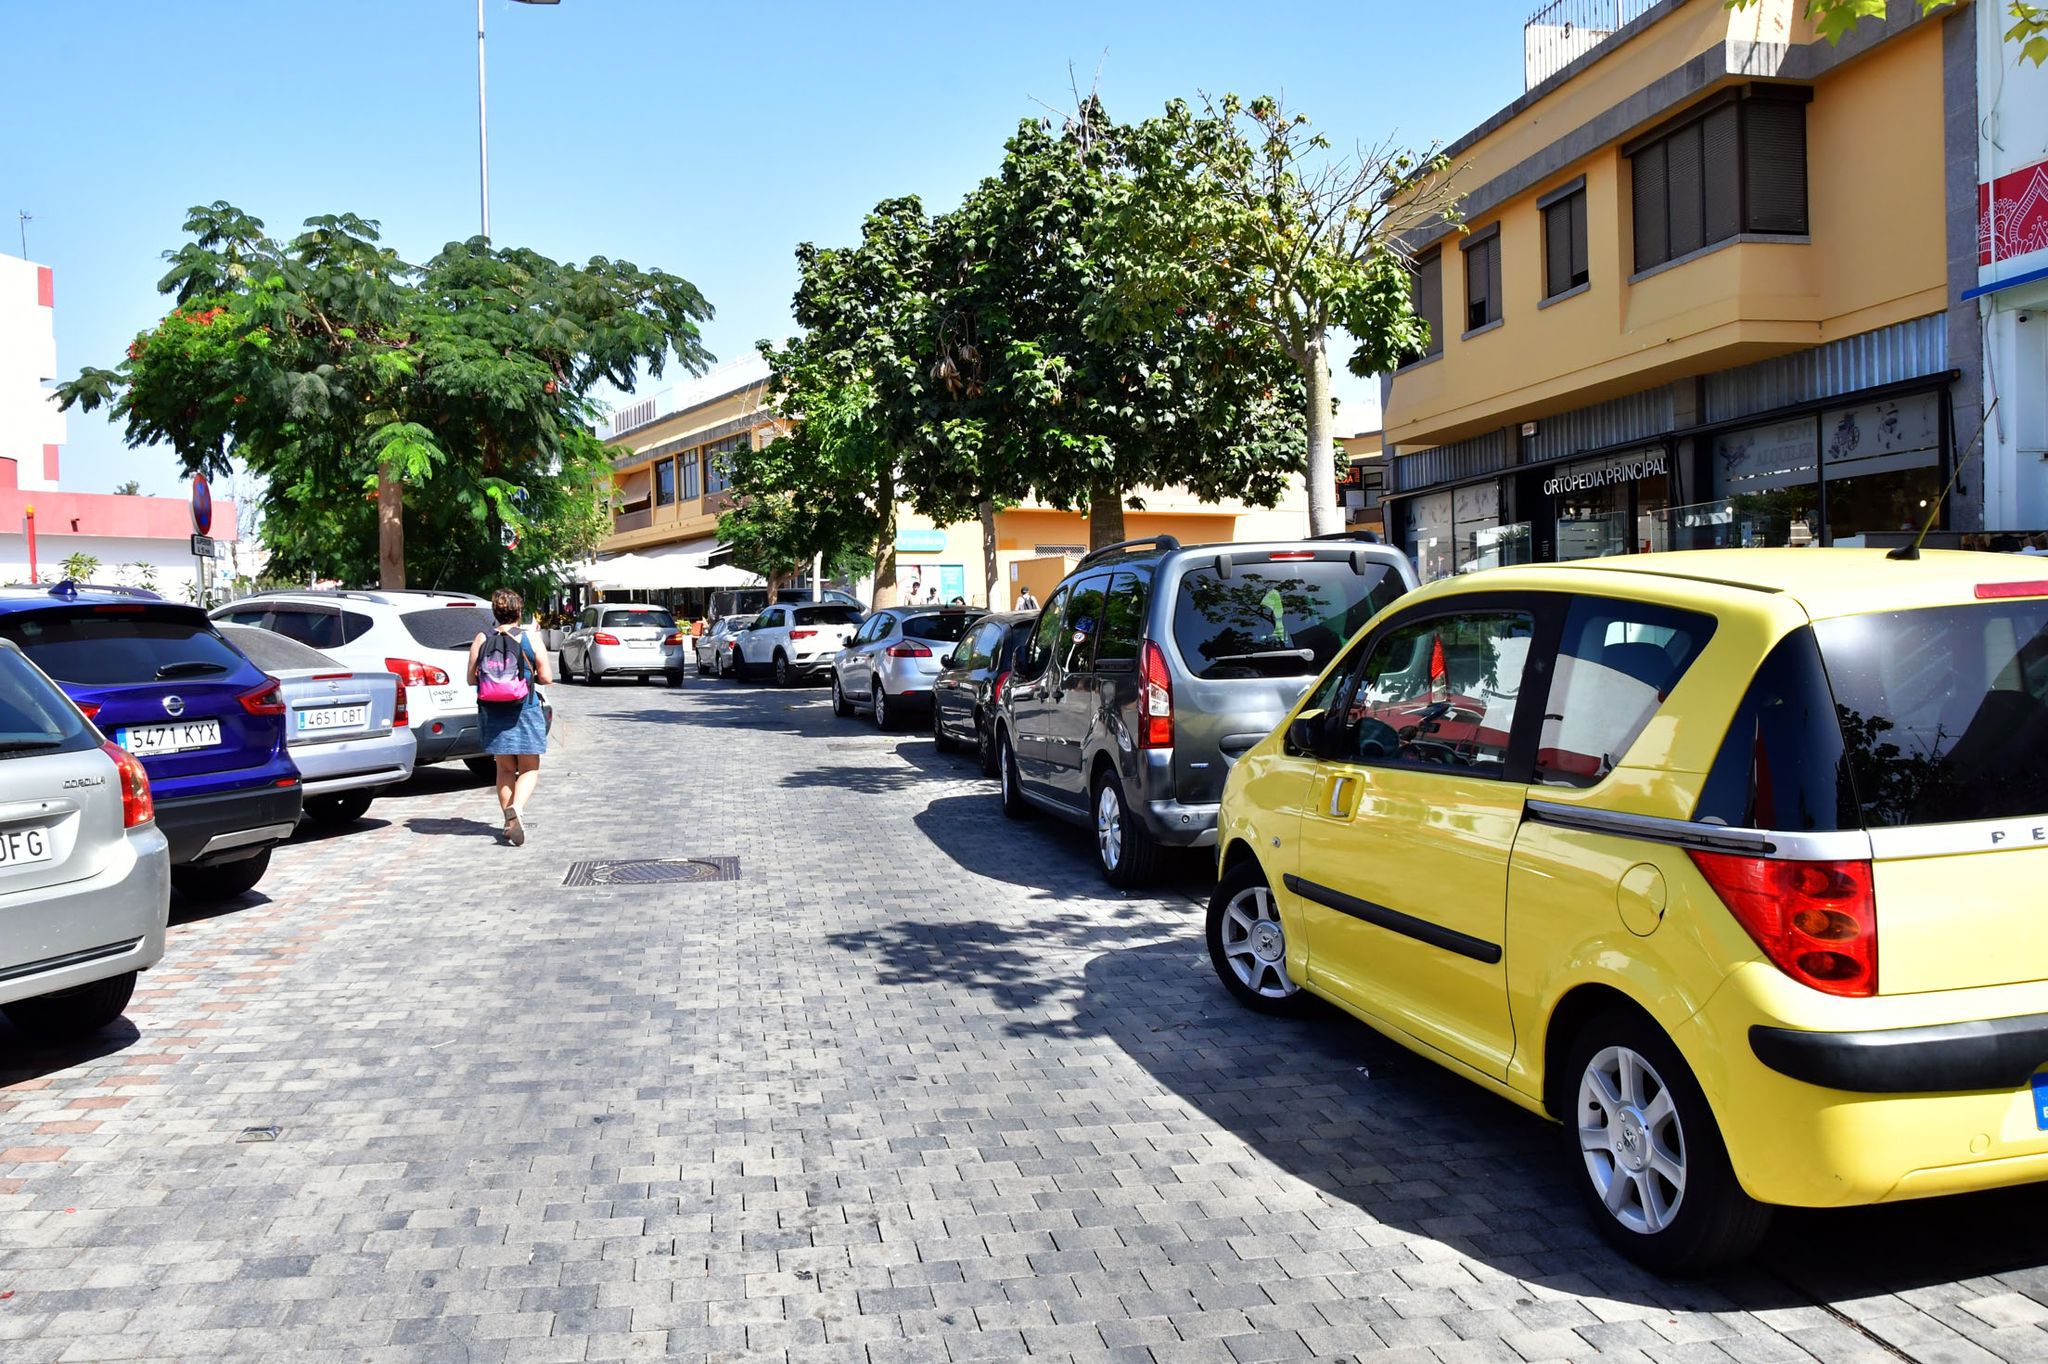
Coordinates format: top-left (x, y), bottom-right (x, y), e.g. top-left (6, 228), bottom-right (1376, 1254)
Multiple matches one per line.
top-left (162, 695), bottom-right (185, 717)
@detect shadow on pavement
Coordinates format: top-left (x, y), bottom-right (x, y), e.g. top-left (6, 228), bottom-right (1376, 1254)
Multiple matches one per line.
top-left (0, 1016), bottom-right (142, 1086)
top-left (780, 764), bottom-right (926, 795)
top-left (827, 924), bottom-right (2048, 1310)
top-left (169, 887), bottom-right (275, 926)
top-left (288, 816), bottom-right (394, 846)
top-left (405, 817), bottom-right (503, 840)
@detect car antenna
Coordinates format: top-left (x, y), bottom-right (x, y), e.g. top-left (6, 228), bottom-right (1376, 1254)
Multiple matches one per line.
top-left (1886, 394), bottom-right (1997, 561)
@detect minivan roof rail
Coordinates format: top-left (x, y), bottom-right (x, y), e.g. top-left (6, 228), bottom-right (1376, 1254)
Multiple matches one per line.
top-left (1074, 535), bottom-right (1181, 573)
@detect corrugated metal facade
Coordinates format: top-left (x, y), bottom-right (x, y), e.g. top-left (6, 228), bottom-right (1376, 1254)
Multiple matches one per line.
top-left (1523, 384), bottom-right (1677, 464)
top-left (1703, 314), bottom-right (1948, 423)
top-left (1391, 429), bottom-right (1512, 493)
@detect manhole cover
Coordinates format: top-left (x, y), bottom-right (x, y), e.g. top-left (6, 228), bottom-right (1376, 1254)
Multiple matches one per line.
top-left (563, 857), bottom-right (739, 887)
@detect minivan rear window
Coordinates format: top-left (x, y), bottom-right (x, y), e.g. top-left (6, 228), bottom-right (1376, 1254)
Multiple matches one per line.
top-left (601, 608), bottom-right (675, 630)
top-left (402, 606), bottom-right (498, 651)
top-left (0, 611), bottom-right (248, 687)
top-left (1172, 559), bottom-right (1404, 679)
top-left (1816, 601), bottom-right (2048, 827)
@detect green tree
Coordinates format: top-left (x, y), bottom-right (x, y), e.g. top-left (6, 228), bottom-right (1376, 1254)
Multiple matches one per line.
top-left (1109, 94), bottom-right (1464, 535)
top-left (1731, 0), bottom-right (2046, 61)
top-left (59, 202), bottom-right (713, 595)
top-left (112, 479), bottom-right (141, 495)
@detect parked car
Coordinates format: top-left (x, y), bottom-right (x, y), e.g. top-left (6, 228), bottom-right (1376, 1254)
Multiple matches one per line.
top-left (689, 613), bottom-right (755, 679)
top-left (0, 638), bottom-right (170, 1039)
top-left (558, 602), bottom-right (677, 685)
top-left (994, 534), bottom-right (1413, 885)
top-left (831, 606), bottom-right (982, 728)
top-left (216, 625), bottom-right (415, 827)
top-left (734, 602), bottom-right (865, 686)
top-left (7, 585), bottom-right (301, 902)
top-left (1209, 548), bottom-right (2048, 1272)
top-left (931, 610), bottom-right (1037, 776)
top-left (212, 589), bottom-right (497, 774)
top-left (709, 586), bottom-right (860, 623)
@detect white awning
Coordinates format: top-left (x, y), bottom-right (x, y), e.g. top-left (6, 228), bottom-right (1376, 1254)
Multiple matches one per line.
top-left (569, 553), bottom-right (763, 591)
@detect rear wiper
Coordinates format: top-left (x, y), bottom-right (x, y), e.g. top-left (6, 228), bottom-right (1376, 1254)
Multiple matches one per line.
top-left (1209, 649), bottom-right (1315, 663)
top-left (0, 738), bottom-right (64, 754)
top-left (154, 660), bottom-right (229, 679)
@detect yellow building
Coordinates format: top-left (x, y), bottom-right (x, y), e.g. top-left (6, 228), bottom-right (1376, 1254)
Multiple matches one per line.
top-left (599, 359), bottom-right (1309, 610)
top-left (1383, 0), bottom-right (1982, 582)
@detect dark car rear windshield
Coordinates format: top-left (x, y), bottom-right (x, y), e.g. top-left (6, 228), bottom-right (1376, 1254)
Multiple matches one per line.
top-left (793, 606), bottom-right (861, 626)
top-left (402, 606), bottom-right (498, 651)
top-left (903, 613), bottom-right (976, 642)
top-left (1696, 602), bottom-right (2048, 830)
top-left (219, 625), bottom-right (339, 672)
top-left (601, 608), bottom-right (675, 630)
top-left (1172, 558), bottom-right (1405, 679)
top-left (0, 610), bottom-right (249, 687)
top-left (0, 649), bottom-right (96, 758)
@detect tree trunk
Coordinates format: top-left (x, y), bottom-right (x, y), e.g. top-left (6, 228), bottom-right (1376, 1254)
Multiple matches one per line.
top-left (1304, 331), bottom-right (1340, 537)
top-left (1087, 478), bottom-right (1126, 551)
top-left (978, 499), bottom-right (999, 608)
top-left (871, 466), bottom-right (900, 609)
top-left (377, 462), bottom-right (406, 588)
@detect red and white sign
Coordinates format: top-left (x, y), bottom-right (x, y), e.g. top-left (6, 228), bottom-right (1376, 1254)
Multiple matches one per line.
top-left (1979, 158), bottom-right (2048, 268)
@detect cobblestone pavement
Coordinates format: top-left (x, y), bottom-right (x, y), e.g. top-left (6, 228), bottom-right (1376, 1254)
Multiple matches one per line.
top-left (3, 677), bottom-right (2047, 1364)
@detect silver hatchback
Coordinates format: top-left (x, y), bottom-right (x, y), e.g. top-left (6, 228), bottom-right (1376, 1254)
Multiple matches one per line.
top-left (0, 641), bottom-right (170, 1039)
top-left (560, 603), bottom-right (677, 685)
top-left (831, 606), bottom-right (982, 730)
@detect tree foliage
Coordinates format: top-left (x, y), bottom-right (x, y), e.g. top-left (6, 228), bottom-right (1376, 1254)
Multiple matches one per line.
top-left (59, 202), bottom-right (713, 594)
top-left (1730, 0), bottom-right (2046, 61)
top-left (1107, 94), bottom-right (1463, 535)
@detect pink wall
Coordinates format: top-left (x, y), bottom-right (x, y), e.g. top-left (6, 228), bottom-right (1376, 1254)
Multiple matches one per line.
top-left (2, 489), bottom-right (237, 542)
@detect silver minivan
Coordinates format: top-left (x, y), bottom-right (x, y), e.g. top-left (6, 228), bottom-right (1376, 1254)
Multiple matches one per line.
top-left (0, 641), bottom-right (170, 1039)
top-left (995, 534), bottom-right (1415, 886)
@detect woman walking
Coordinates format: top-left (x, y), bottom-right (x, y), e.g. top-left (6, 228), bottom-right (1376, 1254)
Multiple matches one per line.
top-left (468, 589), bottom-right (552, 846)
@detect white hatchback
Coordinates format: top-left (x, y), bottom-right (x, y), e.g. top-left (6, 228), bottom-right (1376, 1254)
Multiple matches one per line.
top-left (0, 641), bottom-right (169, 1040)
top-left (213, 590), bottom-right (501, 771)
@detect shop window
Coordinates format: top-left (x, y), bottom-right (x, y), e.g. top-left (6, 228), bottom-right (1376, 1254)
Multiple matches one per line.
top-left (1629, 91), bottom-right (1807, 274)
top-left (1404, 250), bottom-right (1443, 363)
top-left (1405, 492), bottom-right (1454, 584)
top-left (1541, 183), bottom-right (1589, 299)
top-left (1820, 393), bottom-right (1942, 545)
top-left (1536, 599), bottom-right (1714, 788)
top-left (654, 458), bottom-right (676, 506)
top-left (1462, 228), bottom-right (1501, 332)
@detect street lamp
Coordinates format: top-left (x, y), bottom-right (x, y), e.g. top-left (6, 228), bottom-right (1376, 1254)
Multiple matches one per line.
top-left (477, 0), bottom-right (560, 241)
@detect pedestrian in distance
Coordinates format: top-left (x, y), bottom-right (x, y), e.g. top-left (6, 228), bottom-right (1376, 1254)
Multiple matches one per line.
top-left (1015, 585), bottom-right (1039, 611)
top-left (468, 588), bottom-right (552, 847)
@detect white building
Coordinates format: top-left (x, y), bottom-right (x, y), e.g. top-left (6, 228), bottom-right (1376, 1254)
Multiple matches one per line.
top-left (1974, 7), bottom-right (2048, 533)
top-left (0, 252), bottom-right (63, 492)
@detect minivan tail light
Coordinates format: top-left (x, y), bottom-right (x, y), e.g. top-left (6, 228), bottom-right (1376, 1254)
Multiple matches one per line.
top-left (1139, 640), bottom-right (1174, 748)
top-left (99, 741), bottom-right (154, 828)
top-left (238, 679), bottom-right (287, 716)
top-left (591, 632), bottom-right (621, 646)
top-left (384, 657), bottom-right (451, 687)
top-left (662, 632), bottom-right (684, 647)
top-left (885, 641), bottom-right (932, 658)
top-left (1688, 851), bottom-right (1878, 997)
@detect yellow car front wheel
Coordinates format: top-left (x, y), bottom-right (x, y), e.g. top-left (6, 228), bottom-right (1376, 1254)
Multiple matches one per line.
top-left (1207, 861), bottom-right (1311, 1017)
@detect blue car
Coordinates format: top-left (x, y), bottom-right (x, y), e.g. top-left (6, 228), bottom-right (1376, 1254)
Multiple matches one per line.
top-left (0, 585), bottom-right (301, 901)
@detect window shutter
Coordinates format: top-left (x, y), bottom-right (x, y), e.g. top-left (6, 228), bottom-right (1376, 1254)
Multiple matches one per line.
top-left (1704, 104), bottom-right (1741, 245)
top-left (1488, 237), bottom-right (1503, 323)
top-left (1744, 100), bottom-right (1808, 234)
top-left (1414, 252), bottom-right (1443, 356)
top-left (1545, 200), bottom-right (1572, 297)
top-left (1568, 192), bottom-right (1589, 286)
top-left (1666, 122), bottom-right (1705, 259)
top-left (1632, 142), bottom-right (1668, 272)
top-left (1465, 238), bottom-right (1494, 331)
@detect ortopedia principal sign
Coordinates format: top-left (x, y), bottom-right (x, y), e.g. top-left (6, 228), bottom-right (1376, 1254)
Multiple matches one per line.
top-left (1544, 451), bottom-right (1668, 498)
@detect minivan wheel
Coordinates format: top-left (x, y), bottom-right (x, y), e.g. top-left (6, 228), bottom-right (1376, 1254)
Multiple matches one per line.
top-left (172, 848), bottom-right (273, 904)
top-left (998, 733), bottom-right (1031, 820)
top-left (664, 669), bottom-right (683, 688)
top-left (1092, 771), bottom-right (1161, 887)
top-left (831, 673), bottom-right (854, 718)
top-left (1, 971), bottom-right (136, 1040)
top-left (1206, 862), bottom-right (1310, 1016)
top-left (1561, 1008), bottom-right (1772, 1273)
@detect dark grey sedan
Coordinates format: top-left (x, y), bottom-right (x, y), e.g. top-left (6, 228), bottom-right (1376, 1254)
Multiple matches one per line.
top-left (930, 610), bottom-right (1037, 775)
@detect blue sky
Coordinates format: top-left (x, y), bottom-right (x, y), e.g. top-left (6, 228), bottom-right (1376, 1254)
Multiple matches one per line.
top-left (4, 0), bottom-right (1535, 497)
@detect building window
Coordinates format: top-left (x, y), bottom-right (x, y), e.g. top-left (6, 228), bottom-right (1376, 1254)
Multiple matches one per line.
top-left (654, 458), bottom-right (676, 506)
top-left (1541, 182), bottom-right (1589, 298)
top-left (703, 432), bottom-right (746, 496)
top-left (1462, 228), bottom-right (1501, 333)
top-left (1404, 250), bottom-right (1443, 363)
top-left (1629, 90), bottom-right (1808, 275)
top-left (679, 449), bottom-right (700, 501)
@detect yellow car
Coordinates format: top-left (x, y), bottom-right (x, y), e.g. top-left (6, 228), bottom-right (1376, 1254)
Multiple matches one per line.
top-left (1209, 549), bottom-right (2048, 1271)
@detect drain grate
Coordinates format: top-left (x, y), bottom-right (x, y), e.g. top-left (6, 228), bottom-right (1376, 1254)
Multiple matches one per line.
top-left (563, 856), bottom-right (739, 887)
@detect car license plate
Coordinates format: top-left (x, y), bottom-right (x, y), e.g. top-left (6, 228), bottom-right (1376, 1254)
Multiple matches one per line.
top-left (627, 639), bottom-right (655, 649)
top-left (117, 720), bottom-right (223, 755)
top-left (0, 826), bottom-right (51, 868)
top-left (2032, 1072), bottom-right (2048, 1131)
top-left (297, 704), bottom-right (368, 732)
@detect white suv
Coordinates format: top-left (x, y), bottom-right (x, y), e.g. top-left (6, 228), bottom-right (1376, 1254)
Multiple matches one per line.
top-left (732, 602), bottom-right (864, 686)
top-left (213, 590), bottom-right (501, 771)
